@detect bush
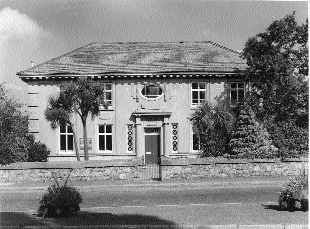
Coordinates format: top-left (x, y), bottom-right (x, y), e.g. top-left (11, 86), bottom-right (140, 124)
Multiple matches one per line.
top-left (279, 169), bottom-right (308, 212)
top-left (229, 102), bottom-right (278, 159)
top-left (27, 135), bottom-right (50, 162)
top-left (38, 172), bottom-right (82, 218)
top-left (267, 120), bottom-right (308, 159)
top-left (190, 102), bottom-right (234, 157)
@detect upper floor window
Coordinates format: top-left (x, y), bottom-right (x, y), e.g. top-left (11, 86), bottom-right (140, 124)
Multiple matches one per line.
top-left (191, 82), bottom-right (206, 106)
top-left (230, 82), bottom-right (245, 106)
top-left (99, 83), bottom-right (112, 109)
top-left (60, 125), bottom-right (74, 153)
top-left (141, 84), bottom-right (163, 99)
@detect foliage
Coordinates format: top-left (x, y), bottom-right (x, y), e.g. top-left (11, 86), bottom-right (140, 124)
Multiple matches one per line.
top-left (45, 86), bottom-right (80, 161)
top-left (65, 78), bottom-right (106, 160)
top-left (0, 83), bottom-right (51, 164)
top-left (27, 135), bottom-right (50, 162)
top-left (243, 12), bottom-right (308, 126)
top-left (190, 102), bottom-right (234, 157)
top-left (38, 172), bottom-right (82, 218)
top-left (279, 168), bottom-right (308, 212)
top-left (229, 102), bottom-right (278, 159)
top-left (0, 84), bottom-right (29, 164)
top-left (266, 120), bottom-right (308, 159)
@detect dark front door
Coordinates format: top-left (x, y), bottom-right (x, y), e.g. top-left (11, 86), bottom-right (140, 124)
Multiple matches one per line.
top-left (143, 128), bottom-right (161, 180)
top-left (145, 135), bottom-right (160, 164)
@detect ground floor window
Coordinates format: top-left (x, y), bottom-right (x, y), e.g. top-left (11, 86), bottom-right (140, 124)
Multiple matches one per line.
top-left (60, 125), bottom-right (74, 153)
top-left (98, 124), bottom-right (113, 152)
top-left (192, 132), bottom-right (201, 151)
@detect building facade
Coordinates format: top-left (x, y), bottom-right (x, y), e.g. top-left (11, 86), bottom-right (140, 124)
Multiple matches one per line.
top-left (17, 41), bottom-right (248, 161)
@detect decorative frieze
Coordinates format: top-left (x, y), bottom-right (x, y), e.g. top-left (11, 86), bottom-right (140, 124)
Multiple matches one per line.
top-left (172, 123), bottom-right (178, 153)
top-left (126, 124), bottom-right (134, 153)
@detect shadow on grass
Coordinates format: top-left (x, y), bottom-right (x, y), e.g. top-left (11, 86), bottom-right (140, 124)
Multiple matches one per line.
top-left (262, 204), bottom-right (308, 212)
top-left (261, 204), bottom-right (282, 211)
top-left (0, 211), bottom-right (178, 228)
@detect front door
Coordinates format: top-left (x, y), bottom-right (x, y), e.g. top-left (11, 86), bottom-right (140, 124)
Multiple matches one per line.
top-left (143, 128), bottom-right (161, 180)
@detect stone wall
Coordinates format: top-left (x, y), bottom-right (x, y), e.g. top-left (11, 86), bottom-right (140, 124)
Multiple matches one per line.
top-left (0, 158), bottom-right (307, 183)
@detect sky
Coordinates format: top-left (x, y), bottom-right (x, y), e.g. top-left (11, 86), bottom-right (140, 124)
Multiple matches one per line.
top-left (0, 0), bottom-right (308, 105)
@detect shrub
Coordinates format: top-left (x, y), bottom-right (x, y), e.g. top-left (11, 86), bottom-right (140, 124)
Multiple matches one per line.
top-left (279, 168), bottom-right (308, 212)
top-left (229, 102), bottom-right (278, 159)
top-left (27, 135), bottom-right (50, 162)
top-left (190, 102), bottom-right (234, 157)
top-left (38, 172), bottom-right (82, 218)
top-left (267, 120), bottom-right (308, 159)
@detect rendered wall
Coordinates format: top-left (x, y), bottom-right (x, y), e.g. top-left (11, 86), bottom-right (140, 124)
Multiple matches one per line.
top-left (27, 76), bottom-right (244, 161)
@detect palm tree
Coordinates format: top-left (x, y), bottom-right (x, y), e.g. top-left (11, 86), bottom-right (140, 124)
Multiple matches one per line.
top-left (45, 86), bottom-right (80, 161)
top-left (46, 78), bottom-right (106, 161)
top-left (67, 78), bottom-right (105, 160)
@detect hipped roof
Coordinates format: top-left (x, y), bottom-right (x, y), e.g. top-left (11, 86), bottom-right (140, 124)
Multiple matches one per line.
top-left (17, 41), bottom-right (247, 77)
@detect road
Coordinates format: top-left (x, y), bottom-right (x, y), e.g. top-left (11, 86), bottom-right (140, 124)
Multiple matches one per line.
top-left (0, 181), bottom-right (308, 227)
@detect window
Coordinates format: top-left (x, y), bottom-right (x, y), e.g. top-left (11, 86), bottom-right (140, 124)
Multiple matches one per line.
top-left (192, 132), bottom-right (201, 151)
top-left (60, 125), bottom-right (74, 153)
top-left (98, 125), bottom-right (113, 152)
top-left (230, 82), bottom-right (245, 106)
top-left (191, 82), bottom-right (206, 106)
top-left (99, 83), bottom-right (112, 108)
top-left (141, 84), bottom-right (163, 99)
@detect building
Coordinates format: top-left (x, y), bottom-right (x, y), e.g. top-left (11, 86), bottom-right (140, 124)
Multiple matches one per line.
top-left (17, 41), bottom-right (247, 162)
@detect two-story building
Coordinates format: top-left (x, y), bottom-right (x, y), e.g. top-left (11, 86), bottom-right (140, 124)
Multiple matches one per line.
top-left (17, 41), bottom-right (247, 162)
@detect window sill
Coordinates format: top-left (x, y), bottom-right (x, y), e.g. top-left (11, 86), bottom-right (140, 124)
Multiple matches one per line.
top-left (99, 108), bottom-right (114, 111)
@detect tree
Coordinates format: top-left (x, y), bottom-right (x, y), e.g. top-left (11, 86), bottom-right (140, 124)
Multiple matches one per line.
top-left (45, 85), bottom-right (80, 161)
top-left (190, 102), bottom-right (234, 157)
top-left (243, 12), bottom-right (308, 158)
top-left (229, 102), bottom-right (278, 159)
top-left (243, 12), bottom-right (308, 125)
top-left (48, 78), bottom-right (105, 160)
top-left (0, 84), bottom-right (29, 164)
top-left (0, 83), bottom-right (50, 164)
top-left (71, 78), bottom-right (106, 160)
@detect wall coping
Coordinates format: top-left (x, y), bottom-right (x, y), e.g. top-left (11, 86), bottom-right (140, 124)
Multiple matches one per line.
top-left (0, 157), bottom-right (307, 170)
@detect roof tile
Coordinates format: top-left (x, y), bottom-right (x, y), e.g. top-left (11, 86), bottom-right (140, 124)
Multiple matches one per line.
top-left (17, 41), bottom-right (247, 77)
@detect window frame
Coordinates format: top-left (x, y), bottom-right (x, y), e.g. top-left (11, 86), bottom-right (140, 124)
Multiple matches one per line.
top-left (98, 124), bottom-right (113, 153)
top-left (192, 131), bottom-right (201, 152)
top-left (140, 84), bottom-right (163, 100)
top-left (230, 82), bottom-right (245, 106)
top-left (59, 125), bottom-right (74, 154)
top-left (191, 82), bottom-right (206, 107)
top-left (99, 83), bottom-right (113, 110)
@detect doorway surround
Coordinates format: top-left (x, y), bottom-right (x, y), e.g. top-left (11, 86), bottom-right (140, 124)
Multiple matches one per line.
top-left (132, 111), bottom-right (171, 158)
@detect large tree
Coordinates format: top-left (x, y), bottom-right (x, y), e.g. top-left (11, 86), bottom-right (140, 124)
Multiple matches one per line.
top-left (45, 85), bottom-right (80, 161)
top-left (243, 12), bottom-right (308, 126)
top-left (49, 78), bottom-right (105, 160)
top-left (243, 12), bottom-right (308, 158)
top-left (0, 84), bottom-right (29, 164)
top-left (0, 83), bottom-right (50, 164)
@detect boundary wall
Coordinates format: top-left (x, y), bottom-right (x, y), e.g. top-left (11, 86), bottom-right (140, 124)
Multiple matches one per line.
top-left (0, 158), bottom-right (307, 183)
